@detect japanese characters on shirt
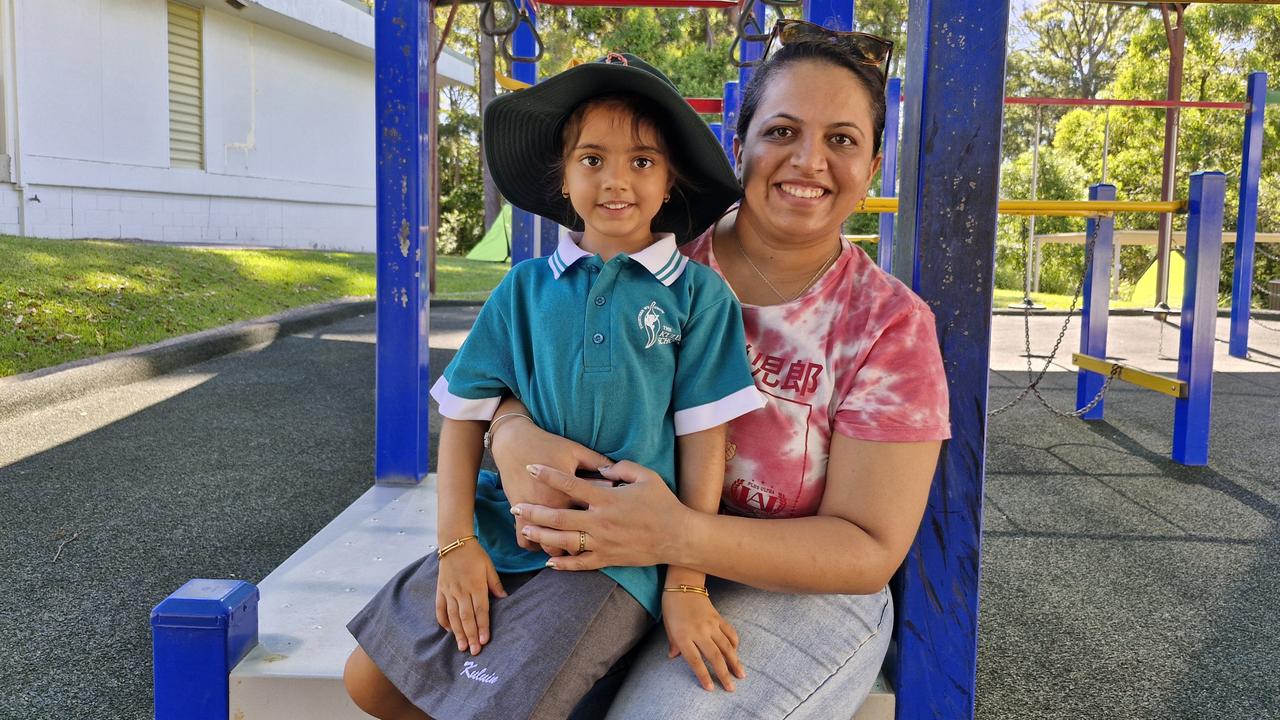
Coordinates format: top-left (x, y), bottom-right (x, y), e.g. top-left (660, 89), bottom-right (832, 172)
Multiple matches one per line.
top-left (683, 229), bottom-right (951, 520)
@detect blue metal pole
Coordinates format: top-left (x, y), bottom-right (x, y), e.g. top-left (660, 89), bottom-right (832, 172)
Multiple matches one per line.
top-left (804, 0), bottom-right (854, 30)
top-left (1229, 71), bottom-right (1267, 358)
top-left (510, 6), bottom-right (539, 265)
top-left (1173, 171), bottom-right (1226, 466)
top-left (538, 214), bottom-right (558, 257)
top-left (374, 0), bottom-right (431, 485)
top-left (709, 121), bottom-right (723, 146)
top-left (151, 579), bottom-right (258, 720)
top-left (891, 0), bottom-right (1009, 717)
top-left (1077, 183), bottom-right (1117, 420)
top-left (737, 0), bottom-right (766, 102)
top-left (722, 81), bottom-right (739, 166)
top-left (878, 77), bottom-right (901, 272)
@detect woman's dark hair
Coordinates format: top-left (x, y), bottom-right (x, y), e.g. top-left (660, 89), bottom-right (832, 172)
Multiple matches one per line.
top-left (736, 39), bottom-right (888, 155)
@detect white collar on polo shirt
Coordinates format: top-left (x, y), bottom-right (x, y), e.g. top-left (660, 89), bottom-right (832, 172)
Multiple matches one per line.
top-left (546, 231), bottom-right (688, 287)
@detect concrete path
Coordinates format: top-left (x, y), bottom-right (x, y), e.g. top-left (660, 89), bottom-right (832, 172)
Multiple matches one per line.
top-left (2, 310), bottom-right (1276, 719)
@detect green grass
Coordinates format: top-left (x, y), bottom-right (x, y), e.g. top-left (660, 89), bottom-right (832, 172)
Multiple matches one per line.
top-left (0, 236), bottom-right (507, 378)
top-left (991, 287), bottom-right (1147, 311)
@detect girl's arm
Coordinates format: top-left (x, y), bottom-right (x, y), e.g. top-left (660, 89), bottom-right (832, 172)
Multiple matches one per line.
top-left (662, 425), bottom-right (744, 692)
top-left (521, 435), bottom-right (940, 595)
top-left (435, 418), bottom-right (507, 656)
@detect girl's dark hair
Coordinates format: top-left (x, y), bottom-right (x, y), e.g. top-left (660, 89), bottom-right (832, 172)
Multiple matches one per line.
top-left (736, 39), bottom-right (888, 155)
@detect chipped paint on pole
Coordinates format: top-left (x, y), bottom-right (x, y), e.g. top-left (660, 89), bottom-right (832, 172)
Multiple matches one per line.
top-left (373, 0), bottom-right (431, 486)
top-left (890, 0), bottom-right (1009, 717)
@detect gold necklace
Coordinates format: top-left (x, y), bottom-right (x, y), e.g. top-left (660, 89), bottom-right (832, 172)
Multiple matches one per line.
top-left (735, 237), bottom-right (841, 303)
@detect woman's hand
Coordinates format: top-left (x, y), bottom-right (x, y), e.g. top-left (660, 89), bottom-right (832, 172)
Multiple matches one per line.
top-left (512, 461), bottom-right (692, 570)
top-left (661, 594), bottom-right (744, 692)
top-left (489, 409), bottom-right (610, 555)
top-left (435, 542), bottom-right (507, 656)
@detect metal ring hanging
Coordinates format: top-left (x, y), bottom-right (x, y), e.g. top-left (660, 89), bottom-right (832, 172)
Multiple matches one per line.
top-left (480, 0), bottom-right (519, 37)
top-left (730, 6), bottom-right (769, 67)
top-left (500, 8), bottom-right (544, 64)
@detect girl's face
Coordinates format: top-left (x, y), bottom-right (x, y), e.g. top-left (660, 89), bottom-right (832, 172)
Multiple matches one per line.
top-left (735, 60), bottom-right (882, 243)
top-left (563, 105), bottom-right (673, 253)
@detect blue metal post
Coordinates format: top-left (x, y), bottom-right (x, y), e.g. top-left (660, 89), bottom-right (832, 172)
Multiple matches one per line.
top-left (737, 0), bottom-right (766, 104)
top-left (722, 81), bottom-right (739, 166)
top-left (538, 214), bottom-right (558, 257)
top-left (1173, 171), bottom-right (1226, 466)
top-left (804, 0), bottom-right (854, 29)
top-left (1076, 184), bottom-right (1117, 420)
top-left (1229, 71), bottom-right (1267, 358)
top-left (891, 0), bottom-right (1009, 717)
top-left (151, 579), bottom-right (258, 720)
top-left (374, 0), bottom-right (431, 485)
top-left (709, 121), bottom-right (723, 146)
top-left (878, 77), bottom-right (901, 272)
top-left (510, 6), bottom-right (539, 265)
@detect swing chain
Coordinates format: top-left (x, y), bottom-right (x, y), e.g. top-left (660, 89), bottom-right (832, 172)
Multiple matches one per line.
top-left (989, 231), bottom-right (1116, 418)
top-left (1255, 244), bottom-right (1280, 264)
top-left (499, 5), bottom-right (543, 63)
top-left (730, 2), bottom-right (770, 68)
top-left (479, 0), bottom-right (520, 37)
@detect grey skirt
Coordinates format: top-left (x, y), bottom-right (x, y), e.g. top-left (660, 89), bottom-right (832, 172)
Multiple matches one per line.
top-left (347, 552), bottom-right (650, 720)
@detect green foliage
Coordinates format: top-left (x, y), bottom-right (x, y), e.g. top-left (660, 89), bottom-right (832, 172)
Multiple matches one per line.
top-left (1000, 4), bottom-right (1280, 307)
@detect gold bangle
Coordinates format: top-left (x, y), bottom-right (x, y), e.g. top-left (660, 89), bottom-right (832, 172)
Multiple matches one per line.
top-left (483, 412), bottom-right (533, 449)
top-left (663, 584), bottom-right (710, 598)
top-left (437, 535), bottom-right (478, 559)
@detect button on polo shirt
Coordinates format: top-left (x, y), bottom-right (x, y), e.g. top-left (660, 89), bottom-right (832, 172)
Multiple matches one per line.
top-left (430, 231), bottom-right (766, 618)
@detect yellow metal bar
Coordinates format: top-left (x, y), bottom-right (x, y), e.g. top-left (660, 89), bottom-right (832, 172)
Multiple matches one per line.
top-left (854, 198), bottom-right (1186, 217)
top-left (1071, 353), bottom-right (1187, 399)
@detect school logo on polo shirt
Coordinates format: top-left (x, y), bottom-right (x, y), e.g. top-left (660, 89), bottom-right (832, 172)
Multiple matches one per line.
top-left (637, 301), bottom-right (680, 349)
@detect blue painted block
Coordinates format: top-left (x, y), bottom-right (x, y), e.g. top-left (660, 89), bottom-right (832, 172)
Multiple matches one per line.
top-left (1173, 171), bottom-right (1226, 466)
top-left (891, 0), bottom-right (1009, 717)
top-left (374, 0), bottom-right (432, 486)
top-left (1077, 184), bottom-right (1116, 420)
top-left (151, 579), bottom-right (258, 720)
top-left (1229, 71), bottom-right (1267, 358)
top-left (878, 77), bottom-right (901, 272)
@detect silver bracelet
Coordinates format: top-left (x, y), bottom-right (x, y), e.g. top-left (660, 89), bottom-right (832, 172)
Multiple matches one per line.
top-left (483, 412), bottom-right (532, 449)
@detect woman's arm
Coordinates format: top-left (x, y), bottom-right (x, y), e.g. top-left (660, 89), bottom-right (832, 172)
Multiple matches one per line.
top-left (520, 435), bottom-right (940, 595)
top-left (488, 396), bottom-right (611, 553)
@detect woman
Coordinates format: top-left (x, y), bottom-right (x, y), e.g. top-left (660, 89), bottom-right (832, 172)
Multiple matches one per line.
top-left (493, 26), bottom-right (951, 718)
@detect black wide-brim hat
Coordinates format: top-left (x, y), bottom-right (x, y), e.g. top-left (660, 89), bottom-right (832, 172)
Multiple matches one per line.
top-left (484, 53), bottom-right (741, 244)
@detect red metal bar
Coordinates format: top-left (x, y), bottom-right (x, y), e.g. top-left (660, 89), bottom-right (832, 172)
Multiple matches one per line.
top-left (686, 97), bottom-right (723, 113)
top-left (1004, 96), bottom-right (1247, 110)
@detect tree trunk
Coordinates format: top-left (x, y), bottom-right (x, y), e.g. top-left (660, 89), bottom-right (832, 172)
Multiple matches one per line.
top-left (479, 31), bottom-right (501, 229)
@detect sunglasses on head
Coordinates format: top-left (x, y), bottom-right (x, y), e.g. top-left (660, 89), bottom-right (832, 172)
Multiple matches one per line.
top-left (742, 19), bottom-right (893, 83)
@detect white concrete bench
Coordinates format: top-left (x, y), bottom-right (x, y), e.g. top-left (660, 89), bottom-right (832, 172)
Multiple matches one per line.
top-left (226, 478), bottom-right (894, 719)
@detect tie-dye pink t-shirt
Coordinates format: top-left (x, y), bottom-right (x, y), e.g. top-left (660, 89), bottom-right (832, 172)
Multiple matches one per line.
top-left (682, 229), bottom-right (951, 519)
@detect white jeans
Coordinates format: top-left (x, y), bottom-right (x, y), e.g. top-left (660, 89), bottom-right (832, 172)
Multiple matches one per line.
top-left (603, 579), bottom-right (893, 719)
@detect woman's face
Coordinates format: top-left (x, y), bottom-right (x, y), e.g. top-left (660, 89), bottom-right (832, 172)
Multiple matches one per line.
top-left (735, 60), bottom-right (882, 243)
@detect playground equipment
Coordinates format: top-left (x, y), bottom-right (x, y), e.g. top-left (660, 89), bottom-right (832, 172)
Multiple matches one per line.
top-left (149, 1), bottom-right (1006, 718)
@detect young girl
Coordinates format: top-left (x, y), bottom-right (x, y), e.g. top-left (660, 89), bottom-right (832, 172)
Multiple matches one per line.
top-left (344, 53), bottom-right (766, 720)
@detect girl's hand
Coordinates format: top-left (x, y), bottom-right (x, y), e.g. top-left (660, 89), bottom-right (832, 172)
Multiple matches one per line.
top-left (661, 593), bottom-right (745, 692)
top-left (435, 542), bottom-right (507, 656)
top-left (512, 461), bottom-right (692, 570)
top-left (489, 413), bottom-right (610, 555)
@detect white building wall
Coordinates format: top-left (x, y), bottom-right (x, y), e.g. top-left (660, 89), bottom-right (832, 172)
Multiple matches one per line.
top-left (0, 0), bottom-right (400, 252)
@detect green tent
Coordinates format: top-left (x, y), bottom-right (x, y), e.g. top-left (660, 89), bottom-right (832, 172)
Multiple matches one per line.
top-left (466, 204), bottom-right (511, 263)
top-left (1130, 249), bottom-right (1185, 308)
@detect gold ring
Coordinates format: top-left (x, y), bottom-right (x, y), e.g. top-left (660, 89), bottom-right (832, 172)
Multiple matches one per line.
top-left (578, 531), bottom-right (587, 554)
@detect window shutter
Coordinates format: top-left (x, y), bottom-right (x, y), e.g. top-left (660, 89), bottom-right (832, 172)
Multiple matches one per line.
top-left (168, 2), bottom-right (204, 169)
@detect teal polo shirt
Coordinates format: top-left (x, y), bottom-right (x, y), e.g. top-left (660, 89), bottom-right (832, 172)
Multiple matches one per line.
top-left (429, 231), bottom-right (766, 618)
